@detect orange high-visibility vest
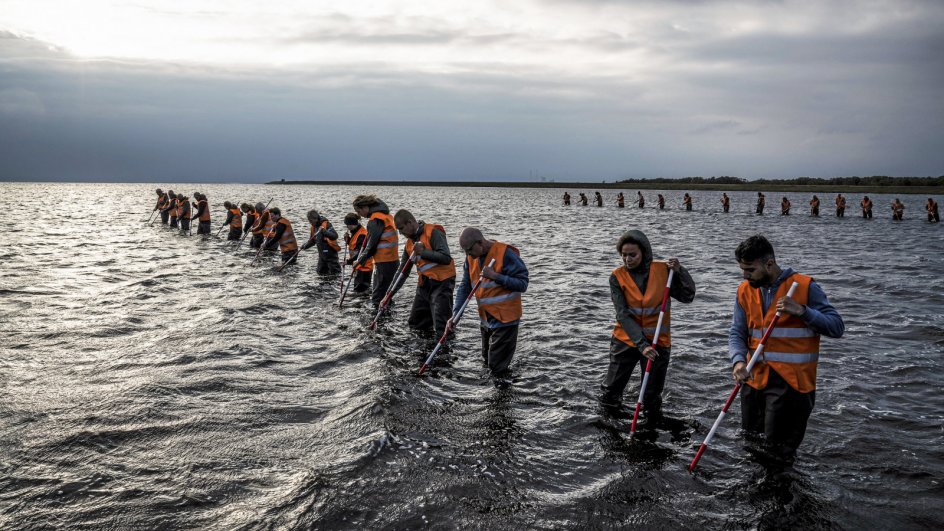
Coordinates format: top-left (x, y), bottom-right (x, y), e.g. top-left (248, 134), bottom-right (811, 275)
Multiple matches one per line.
top-left (198, 199), bottom-right (210, 221)
top-left (469, 241), bottom-right (522, 324)
top-left (349, 227), bottom-right (373, 272)
top-left (275, 218), bottom-right (297, 252)
top-left (369, 211), bottom-right (398, 263)
top-left (169, 198), bottom-right (178, 218)
top-left (229, 207), bottom-right (242, 228)
top-left (738, 273), bottom-right (820, 393)
top-left (252, 209), bottom-right (271, 235)
top-left (405, 223), bottom-right (456, 283)
top-left (177, 199), bottom-right (188, 219)
top-left (312, 221), bottom-right (341, 252)
top-left (611, 261), bottom-right (672, 349)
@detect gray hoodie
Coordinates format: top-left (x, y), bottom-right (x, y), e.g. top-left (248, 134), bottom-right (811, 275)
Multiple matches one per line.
top-left (609, 229), bottom-right (696, 348)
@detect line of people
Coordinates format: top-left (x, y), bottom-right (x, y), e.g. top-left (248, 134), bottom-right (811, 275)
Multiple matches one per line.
top-left (152, 189), bottom-right (213, 233)
top-left (151, 192), bottom-right (531, 384)
top-left (150, 188), bottom-right (848, 470)
top-left (563, 191), bottom-right (940, 221)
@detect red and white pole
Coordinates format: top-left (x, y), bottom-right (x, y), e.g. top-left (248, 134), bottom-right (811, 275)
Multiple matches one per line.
top-left (688, 281), bottom-right (799, 473)
top-left (629, 268), bottom-right (675, 435)
top-left (368, 251), bottom-right (417, 330)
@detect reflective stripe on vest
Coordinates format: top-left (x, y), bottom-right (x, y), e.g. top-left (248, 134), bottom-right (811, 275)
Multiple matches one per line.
top-left (738, 272), bottom-right (821, 393)
top-left (229, 208), bottom-right (242, 228)
top-left (252, 209), bottom-right (270, 235)
top-left (349, 227), bottom-right (373, 272)
top-left (404, 223), bottom-right (456, 283)
top-left (369, 212), bottom-right (398, 262)
top-left (277, 218), bottom-right (297, 252)
top-left (469, 241), bottom-right (522, 324)
top-left (611, 262), bottom-right (672, 349)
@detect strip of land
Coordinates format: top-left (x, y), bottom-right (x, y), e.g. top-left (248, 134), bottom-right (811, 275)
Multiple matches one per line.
top-left (268, 177), bottom-right (944, 195)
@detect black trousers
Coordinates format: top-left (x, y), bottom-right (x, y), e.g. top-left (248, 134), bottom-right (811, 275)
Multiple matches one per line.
top-left (811, 207), bottom-right (819, 216)
top-left (371, 261), bottom-right (398, 306)
top-left (197, 220), bottom-right (211, 235)
top-left (929, 211), bottom-right (940, 222)
top-left (352, 270), bottom-right (372, 293)
top-left (863, 209), bottom-right (872, 219)
top-left (160, 211), bottom-right (169, 224)
top-left (756, 205), bottom-right (764, 214)
top-left (723, 205), bottom-right (729, 213)
top-left (836, 207), bottom-right (845, 217)
top-left (170, 216), bottom-right (179, 228)
top-left (250, 233), bottom-right (263, 249)
top-left (227, 226), bottom-right (242, 240)
top-left (180, 218), bottom-right (191, 232)
top-left (409, 276), bottom-right (455, 340)
top-left (316, 251), bottom-right (341, 275)
top-left (600, 337), bottom-right (670, 417)
top-left (740, 368), bottom-right (815, 463)
top-left (481, 324), bottom-right (518, 377)
top-left (280, 250), bottom-right (298, 264)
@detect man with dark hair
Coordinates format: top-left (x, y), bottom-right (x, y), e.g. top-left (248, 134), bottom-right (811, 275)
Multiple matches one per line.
top-left (860, 196), bottom-right (873, 219)
top-left (780, 196), bottom-right (791, 216)
top-left (730, 234), bottom-right (844, 467)
top-left (164, 191), bottom-right (179, 228)
top-left (250, 202), bottom-right (271, 249)
top-left (600, 230), bottom-right (695, 424)
top-left (387, 209), bottom-right (456, 341)
top-left (447, 227), bottom-right (529, 384)
top-left (153, 189), bottom-right (168, 224)
top-left (809, 195), bottom-right (820, 217)
top-left (193, 193), bottom-right (211, 234)
top-left (240, 203), bottom-right (256, 240)
top-left (756, 192), bottom-right (765, 215)
top-left (222, 201), bottom-right (243, 240)
top-left (266, 208), bottom-right (298, 264)
top-left (301, 210), bottom-right (342, 274)
top-left (352, 195), bottom-right (398, 306)
top-left (720, 193), bottom-right (730, 213)
top-left (927, 198), bottom-right (939, 222)
top-left (835, 193), bottom-right (846, 217)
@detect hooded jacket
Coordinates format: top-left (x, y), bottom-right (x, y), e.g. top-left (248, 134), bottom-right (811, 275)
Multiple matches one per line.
top-left (609, 230), bottom-right (696, 348)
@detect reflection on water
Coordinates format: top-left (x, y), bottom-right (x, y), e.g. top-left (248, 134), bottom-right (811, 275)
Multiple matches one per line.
top-left (1, 182), bottom-right (942, 529)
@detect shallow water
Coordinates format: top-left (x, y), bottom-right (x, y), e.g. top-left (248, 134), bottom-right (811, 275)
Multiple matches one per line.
top-left (1, 182), bottom-right (942, 529)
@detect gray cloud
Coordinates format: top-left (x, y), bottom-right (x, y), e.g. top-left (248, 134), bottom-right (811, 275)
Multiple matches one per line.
top-left (1, 2), bottom-right (943, 182)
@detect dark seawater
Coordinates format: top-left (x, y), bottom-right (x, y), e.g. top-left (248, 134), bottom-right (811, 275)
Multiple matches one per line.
top-left (1, 182), bottom-right (942, 529)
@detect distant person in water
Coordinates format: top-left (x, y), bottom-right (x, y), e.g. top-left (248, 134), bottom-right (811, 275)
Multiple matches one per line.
top-left (926, 198), bottom-right (939, 222)
top-left (860, 196), bottom-right (873, 219)
top-left (892, 198), bottom-right (904, 221)
top-left (781, 197), bottom-right (791, 215)
top-left (301, 209), bottom-right (342, 275)
top-left (616, 192), bottom-right (625, 208)
top-left (353, 194), bottom-right (399, 306)
top-left (249, 202), bottom-right (270, 249)
top-left (344, 213), bottom-right (373, 294)
top-left (267, 208), bottom-right (298, 264)
top-left (636, 191), bottom-right (645, 208)
top-left (178, 193), bottom-right (191, 233)
top-left (600, 229), bottom-right (696, 425)
top-left (595, 192), bottom-right (604, 207)
top-left (835, 194), bottom-right (846, 218)
top-left (683, 193), bottom-right (693, 211)
top-left (240, 203), bottom-right (256, 240)
top-left (562, 192), bottom-right (571, 206)
top-left (657, 194), bottom-right (665, 210)
top-left (164, 191), bottom-right (179, 228)
top-left (447, 227), bottom-right (529, 385)
top-left (222, 201), bottom-right (242, 240)
top-left (730, 234), bottom-right (844, 467)
top-left (579, 193), bottom-right (588, 206)
top-left (721, 193), bottom-right (730, 213)
top-left (809, 195), bottom-right (820, 217)
top-left (756, 192), bottom-right (766, 215)
top-left (153, 189), bottom-right (168, 224)
top-left (194, 193), bottom-right (211, 234)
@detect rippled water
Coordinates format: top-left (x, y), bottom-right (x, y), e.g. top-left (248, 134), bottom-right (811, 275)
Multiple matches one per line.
top-left (1, 182), bottom-right (942, 529)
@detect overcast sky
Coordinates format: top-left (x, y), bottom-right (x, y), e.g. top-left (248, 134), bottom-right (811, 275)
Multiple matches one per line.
top-left (1, 0), bottom-right (942, 182)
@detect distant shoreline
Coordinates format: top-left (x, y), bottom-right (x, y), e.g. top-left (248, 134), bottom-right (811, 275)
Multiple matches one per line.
top-left (267, 180), bottom-right (944, 195)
